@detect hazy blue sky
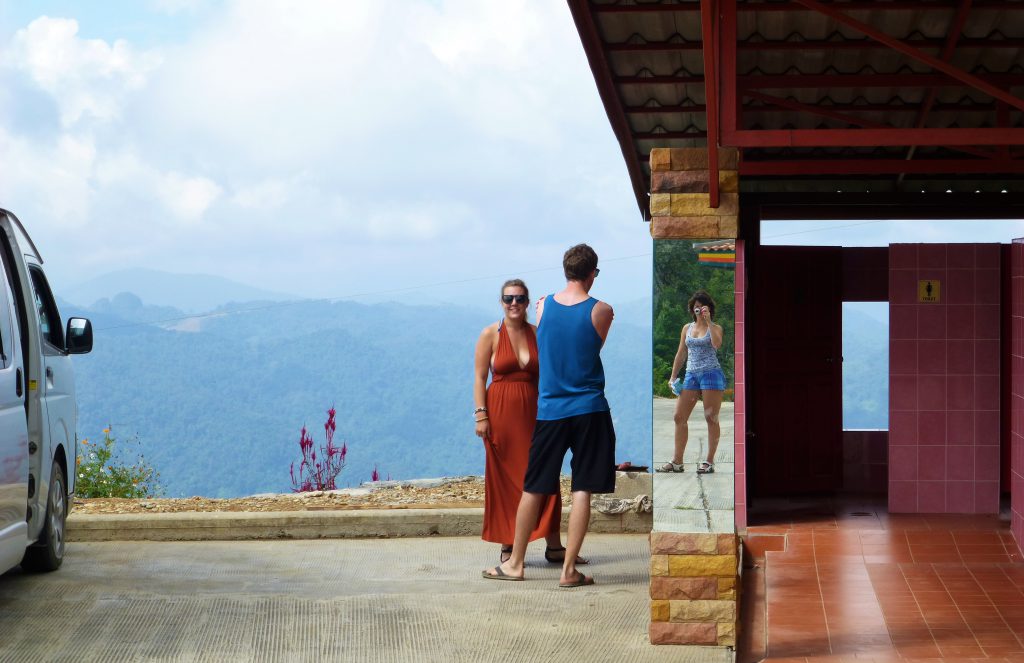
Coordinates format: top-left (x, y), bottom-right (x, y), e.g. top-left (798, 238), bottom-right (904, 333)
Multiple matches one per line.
top-left (3, 2), bottom-right (1021, 314)
top-left (763, 219), bottom-right (1024, 247)
top-left (0, 1), bottom-right (650, 310)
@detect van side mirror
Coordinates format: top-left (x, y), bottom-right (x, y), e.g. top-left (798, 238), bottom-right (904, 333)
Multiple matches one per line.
top-left (65, 318), bottom-right (92, 354)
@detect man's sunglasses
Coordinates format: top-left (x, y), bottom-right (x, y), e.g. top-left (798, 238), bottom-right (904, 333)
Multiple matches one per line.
top-left (502, 294), bottom-right (528, 304)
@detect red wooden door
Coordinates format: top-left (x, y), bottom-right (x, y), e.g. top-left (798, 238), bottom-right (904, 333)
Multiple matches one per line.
top-left (753, 246), bottom-right (843, 496)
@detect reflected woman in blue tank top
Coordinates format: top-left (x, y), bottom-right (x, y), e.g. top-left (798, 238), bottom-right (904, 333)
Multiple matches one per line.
top-left (659, 290), bottom-right (725, 475)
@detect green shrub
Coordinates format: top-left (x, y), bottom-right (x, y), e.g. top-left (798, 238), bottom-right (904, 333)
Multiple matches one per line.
top-left (76, 427), bottom-right (162, 498)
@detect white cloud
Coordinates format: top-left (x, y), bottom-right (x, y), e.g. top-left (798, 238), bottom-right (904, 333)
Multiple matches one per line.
top-left (0, 128), bottom-right (96, 224)
top-left (156, 172), bottom-right (222, 222)
top-left (7, 16), bottom-right (161, 127)
top-left (365, 201), bottom-right (478, 242)
top-left (139, 0), bottom-right (599, 169)
top-left (1, 2), bottom-right (648, 304)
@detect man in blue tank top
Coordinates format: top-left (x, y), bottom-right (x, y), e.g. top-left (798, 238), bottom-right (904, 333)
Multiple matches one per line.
top-left (483, 244), bottom-right (615, 588)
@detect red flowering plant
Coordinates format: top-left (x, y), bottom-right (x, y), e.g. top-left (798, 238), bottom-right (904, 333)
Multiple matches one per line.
top-left (289, 407), bottom-right (347, 492)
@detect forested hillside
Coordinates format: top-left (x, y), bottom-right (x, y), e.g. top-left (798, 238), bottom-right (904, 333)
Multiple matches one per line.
top-left (64, 296), bottom-right (652, 497)
top-left (842, 305), bottom-right (889, 429)
top-left (653, 241), bottom-right (735, 397)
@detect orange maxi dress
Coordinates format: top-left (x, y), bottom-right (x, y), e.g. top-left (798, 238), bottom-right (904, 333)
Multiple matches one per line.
top-left (481, 322), bottom-right (561, 544)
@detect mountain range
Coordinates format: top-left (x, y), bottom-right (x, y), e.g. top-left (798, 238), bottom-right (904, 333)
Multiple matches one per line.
top-left (61, 271), bottom-right (652, 497)
top-left (60, 270), bottom-right (887, 498)
top-left (62, 268), bottom-right (299, 314)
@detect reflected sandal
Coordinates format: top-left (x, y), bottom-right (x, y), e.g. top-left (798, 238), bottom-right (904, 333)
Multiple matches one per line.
top-left (656, 462), bottom-right (684, 473)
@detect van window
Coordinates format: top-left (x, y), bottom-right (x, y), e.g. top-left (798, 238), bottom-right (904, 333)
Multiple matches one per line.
top-left (0, 281), bottom-right (13, 368)
top-left (29, 268), bottom-right (63, 350)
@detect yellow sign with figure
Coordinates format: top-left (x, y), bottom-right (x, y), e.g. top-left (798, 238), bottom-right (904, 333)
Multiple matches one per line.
top-left (918, 280), bottom-right (940, 303)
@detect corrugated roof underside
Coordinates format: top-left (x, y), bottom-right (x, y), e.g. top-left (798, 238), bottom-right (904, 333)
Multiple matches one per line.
top-left (588, 0), bottom-right (1024, 195)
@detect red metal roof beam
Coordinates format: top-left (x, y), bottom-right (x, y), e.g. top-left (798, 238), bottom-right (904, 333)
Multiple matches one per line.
top-left (741, 158), bottom-right (1024, 176)
top-left (720, 0), bottom-right (738, 140)
top-left (902, 0), bottom-right (989, 171)
top-left (737, 37), bottom-right (1024, 51)
top-left (591, 1), bottom-right (1024, 12)
top-left (740, 73), bottom-right (1024, 89)
top-left (742, 91), bottom-right (999, 159)
top-left (724, 127), bottom-right (1024, 147)
top-left (744, 90), bottom-right (894, 129)
top-left (607, 37), bottom-right (1024, 53)
top-left (745, 89), bottom-right (994, 159)
top-left (701, 0), bottom-right (721, 208)
top-left (791, 0), bottom-right (1024, 113)
top-left (998, 101), bottom-right (1012, 159)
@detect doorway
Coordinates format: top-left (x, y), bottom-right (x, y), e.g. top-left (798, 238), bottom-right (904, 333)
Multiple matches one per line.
top-left (751, 246), bottom-right (843, 497)
top-left (749, 245), bottom-right (889, 498)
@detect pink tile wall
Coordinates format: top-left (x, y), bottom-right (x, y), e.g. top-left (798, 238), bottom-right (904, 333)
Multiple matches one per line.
top-left (735, 239), bottom-right (746, 531)
top-left (889, 243), bottom-right (1001, 514)
top-left (1011, 241), bottom-right (1024, 551)
top-left (843, 430), bottom-right (888, 494)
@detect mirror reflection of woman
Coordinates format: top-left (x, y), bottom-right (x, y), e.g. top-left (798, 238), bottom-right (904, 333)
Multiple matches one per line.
top-left (659, 290), bottom-right (724, 474)
top-left (472, 280), bottom-right (578, 565)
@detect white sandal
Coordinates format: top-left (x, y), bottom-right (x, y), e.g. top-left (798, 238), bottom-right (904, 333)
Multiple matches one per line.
top-left (656, 461), bottom-right (685, 473)
top-left (697, 462), bottom-right (715, 474)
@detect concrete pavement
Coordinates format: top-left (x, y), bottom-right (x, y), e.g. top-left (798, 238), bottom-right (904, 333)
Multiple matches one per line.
top-left (0, 535), bottom-right (733, 663)
top-left (653, 398), bottom-right (735, 533)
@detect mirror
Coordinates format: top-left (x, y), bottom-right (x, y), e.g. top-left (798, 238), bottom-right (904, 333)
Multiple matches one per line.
top-left (65, 317), bottom-right (93, 355)
top-left (653, 239), bottom-right (735, 533)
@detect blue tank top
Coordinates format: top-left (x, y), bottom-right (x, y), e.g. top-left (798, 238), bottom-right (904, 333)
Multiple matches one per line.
top-left (685, 324), bottom-right (721, 373)
top-left (536, 296), bottom-right (610, 420)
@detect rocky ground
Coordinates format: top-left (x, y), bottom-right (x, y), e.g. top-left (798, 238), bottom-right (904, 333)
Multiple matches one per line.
top-left (72, 476), bottom-right (575, 514)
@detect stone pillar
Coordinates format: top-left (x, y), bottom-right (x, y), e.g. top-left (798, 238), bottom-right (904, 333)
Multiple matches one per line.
top-left (648, 147), bottom-right (740, 647)
top-left (650, 532), bottom-right (738, 646)
top-left (649, 148), bottom-right (739, 240)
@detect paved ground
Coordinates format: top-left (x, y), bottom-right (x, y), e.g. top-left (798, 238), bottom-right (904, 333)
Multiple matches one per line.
top-left (0, 534), bottom-right (733, 663)
top-left (653, 398), bottom-right (735, 533)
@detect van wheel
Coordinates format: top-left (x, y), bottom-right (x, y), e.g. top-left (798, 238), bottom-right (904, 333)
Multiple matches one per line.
top-left (21, 462), bottom-right (67, 572)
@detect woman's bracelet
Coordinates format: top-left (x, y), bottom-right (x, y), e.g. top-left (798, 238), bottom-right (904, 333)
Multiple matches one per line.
top-left (474, 406), bottom-right (487, 414)
top-left (475, 417), bottom-right (488, 423)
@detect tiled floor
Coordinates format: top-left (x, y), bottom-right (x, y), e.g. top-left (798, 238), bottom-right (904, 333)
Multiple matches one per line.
top-left (739, 497), bottom-right (1024, 662)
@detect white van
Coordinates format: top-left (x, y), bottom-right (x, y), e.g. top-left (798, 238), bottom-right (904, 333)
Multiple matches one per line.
top-left (0, 209), bottom-right (92, 575)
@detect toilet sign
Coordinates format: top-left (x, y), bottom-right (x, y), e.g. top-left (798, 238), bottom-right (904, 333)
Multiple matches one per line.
top-left (918, 280), bottom-right (941, 303)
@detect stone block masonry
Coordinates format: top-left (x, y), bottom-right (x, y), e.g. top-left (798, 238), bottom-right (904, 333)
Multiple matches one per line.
top-left (649, 531), bottom-right (739, 646)
top-left (648, 148), bottom-right (740, 240)
top-left (647, 146), bottom-right (740, 648)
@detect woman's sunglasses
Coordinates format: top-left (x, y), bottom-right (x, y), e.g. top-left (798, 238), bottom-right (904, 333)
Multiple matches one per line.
top-left (502, 294), bottom-right (528, 304)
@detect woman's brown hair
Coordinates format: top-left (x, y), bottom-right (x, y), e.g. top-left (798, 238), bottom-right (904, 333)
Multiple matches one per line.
top-left (687, 290), bottom-right (716, 322)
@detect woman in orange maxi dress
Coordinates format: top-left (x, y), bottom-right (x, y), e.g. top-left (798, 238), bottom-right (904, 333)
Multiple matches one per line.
top-left (473, 279), bottom-right (581, 564)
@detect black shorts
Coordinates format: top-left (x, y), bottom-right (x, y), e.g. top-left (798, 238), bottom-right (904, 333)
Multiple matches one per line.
top-left (523, 410), bottom-right (616, 495)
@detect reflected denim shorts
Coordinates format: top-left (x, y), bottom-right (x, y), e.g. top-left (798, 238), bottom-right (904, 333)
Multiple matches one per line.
top-left (681, 368), bottom-right (726, 392)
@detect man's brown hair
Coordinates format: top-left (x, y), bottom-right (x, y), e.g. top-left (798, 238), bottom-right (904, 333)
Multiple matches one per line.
top-left (563, 244), bottom-right (598, 281)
